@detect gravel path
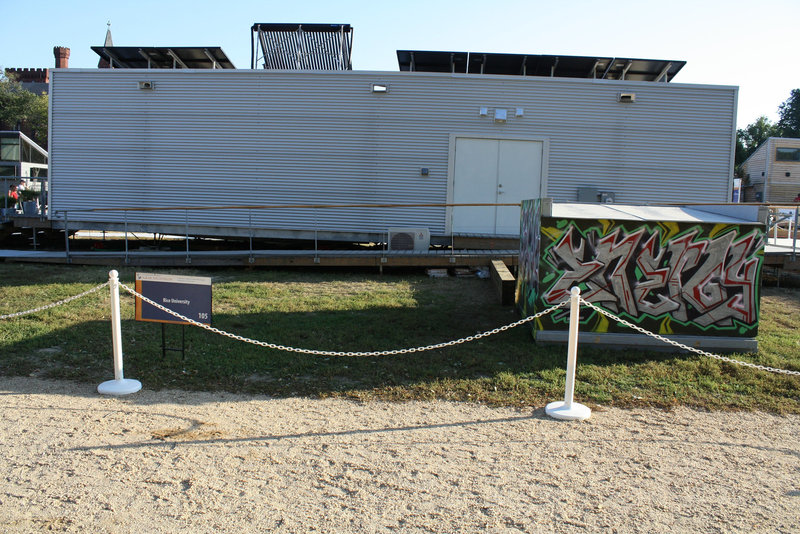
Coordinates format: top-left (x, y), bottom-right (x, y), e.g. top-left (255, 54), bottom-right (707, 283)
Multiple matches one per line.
top-left (1, 377), bottom-right (798, 533)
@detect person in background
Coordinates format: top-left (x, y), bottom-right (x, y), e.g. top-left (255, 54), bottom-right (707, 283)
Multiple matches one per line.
top-left (8, 184), bottom-right (19, 208)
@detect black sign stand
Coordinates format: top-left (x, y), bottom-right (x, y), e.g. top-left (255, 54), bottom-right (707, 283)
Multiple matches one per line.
top-left (161, 323), bottom-right (186, 361)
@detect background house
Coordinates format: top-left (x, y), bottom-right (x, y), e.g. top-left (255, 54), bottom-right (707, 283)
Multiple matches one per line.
top-left (4, 46), bottom-right (70, 95)
top-left (0, 131), bottom-right (48, 180)
top-left (741, 137), bottom-right (800, 203)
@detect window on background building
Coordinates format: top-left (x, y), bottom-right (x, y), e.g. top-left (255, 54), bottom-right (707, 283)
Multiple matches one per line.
top-left (0, 138), bottom-right (20, 162)
top-left (20, 140), bottom-right (31, 162)
top-left (776, 147), bottom-right (800, 162)
top-left (29, 148), bottom-right (47, 164)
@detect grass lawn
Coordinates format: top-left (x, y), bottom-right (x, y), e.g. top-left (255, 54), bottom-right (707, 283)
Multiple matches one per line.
top-left (0, 263), bottom-right (798, 413)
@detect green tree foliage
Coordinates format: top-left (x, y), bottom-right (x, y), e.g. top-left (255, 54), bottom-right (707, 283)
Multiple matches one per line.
top-left (0, 73), bottom-right (48, 147)
top-left (735, 88), bottom-right (800, 169)
top-left (735, 115), bottom-right (780, 167)
top-left (777, 88), bottom-right (800, 138)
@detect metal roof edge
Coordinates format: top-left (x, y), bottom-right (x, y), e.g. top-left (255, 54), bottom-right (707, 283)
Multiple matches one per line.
top-left (48, 67), bottom-right (740, 91)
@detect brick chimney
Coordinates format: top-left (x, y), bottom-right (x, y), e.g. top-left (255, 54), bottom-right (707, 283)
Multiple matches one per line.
top-left (54, 47), bottom-right (70, 69)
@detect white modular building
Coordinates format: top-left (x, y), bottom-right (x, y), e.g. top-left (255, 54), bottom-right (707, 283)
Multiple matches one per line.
top-left (47, 54), bottom-right (737, 244)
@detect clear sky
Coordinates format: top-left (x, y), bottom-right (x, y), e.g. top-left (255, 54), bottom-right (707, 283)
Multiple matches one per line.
top-left (2, 0), bottom-right (798, 129)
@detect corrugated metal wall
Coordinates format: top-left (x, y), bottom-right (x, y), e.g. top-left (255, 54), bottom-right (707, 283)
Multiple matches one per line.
top-left (49, 69), bottom-right (736, 237)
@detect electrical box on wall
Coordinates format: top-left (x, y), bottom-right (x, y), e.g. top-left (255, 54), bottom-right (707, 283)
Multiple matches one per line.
top-left (577, 187), bottom-right (615, 203)
top-left (577, 187), bottom-right (599, 202)
top-left (599, 191), bottom-right (616, 203)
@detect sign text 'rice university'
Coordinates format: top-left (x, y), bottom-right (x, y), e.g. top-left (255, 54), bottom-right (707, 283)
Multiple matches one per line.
top-left (134, 273), bottom-right (212, 325)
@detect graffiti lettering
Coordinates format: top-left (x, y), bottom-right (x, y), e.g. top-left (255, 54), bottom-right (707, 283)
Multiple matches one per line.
top-left (543, 224), bottom-right (763, 329)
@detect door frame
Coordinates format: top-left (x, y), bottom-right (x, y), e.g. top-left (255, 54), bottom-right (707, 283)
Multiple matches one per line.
top-left (445, 134), bottom-right (550, 235)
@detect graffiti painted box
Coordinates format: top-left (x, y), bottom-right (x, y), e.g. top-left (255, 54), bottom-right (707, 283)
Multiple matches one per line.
top-left (516, 200), bottom-right (767, 351)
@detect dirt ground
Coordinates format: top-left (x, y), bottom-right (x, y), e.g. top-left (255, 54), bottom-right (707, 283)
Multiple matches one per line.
top-left (0, 377), bottom-right (798, 533)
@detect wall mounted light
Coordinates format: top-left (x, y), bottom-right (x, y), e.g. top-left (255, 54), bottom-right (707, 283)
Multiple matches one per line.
top-left (371, 84), bottom-right (388, 93)
top-left (420, 168), bottom-right (429, 176)
top-left (138, 81), bottom-right (154, 90)
top-left (494, 109), bottom-right (507, 123)
top-left (515, 107), bottom-right (524, 117)
top-left (479, 106), bottom-right (488, 116)
top-left (618, 92), bottom-right (636, 103)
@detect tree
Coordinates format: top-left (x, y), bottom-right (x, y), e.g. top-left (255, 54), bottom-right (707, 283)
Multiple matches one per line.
top-left (736, 115), bottom-right (780, 167)
top-left (0, 73), bottom-right (48, 147)
top-left (777, 88), bottom-right (800, 138)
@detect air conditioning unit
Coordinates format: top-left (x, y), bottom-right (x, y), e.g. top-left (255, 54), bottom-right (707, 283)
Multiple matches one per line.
top-left (388, 228), bottom-right (430, 251)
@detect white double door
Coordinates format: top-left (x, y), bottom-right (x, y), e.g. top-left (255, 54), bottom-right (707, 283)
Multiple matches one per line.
top-left (451, 137), bottom-right (543, 235)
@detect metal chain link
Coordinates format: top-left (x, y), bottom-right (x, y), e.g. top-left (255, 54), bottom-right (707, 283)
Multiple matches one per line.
top-left (119, 282), bottom-right (569, 357)
top-left (579, 298), bottom-right (800, 377)
top-left (0, 282), bottom-right (110, 320)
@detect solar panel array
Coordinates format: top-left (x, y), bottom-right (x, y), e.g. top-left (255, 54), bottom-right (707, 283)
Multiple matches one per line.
top-left (396, 51), bottom-right (685, 82)
top-left (251, 23), bottom-right (353, 71)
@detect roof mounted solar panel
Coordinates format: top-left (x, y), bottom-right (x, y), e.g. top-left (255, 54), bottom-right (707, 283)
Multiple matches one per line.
top-left (397, 51), bottom-right (685, 82)
top-left (396, 51), bottom-right (467, 73)
top-left (91, 46), bottom-right (235, 69)
top-left (251, 23), bottom-right (353, 70)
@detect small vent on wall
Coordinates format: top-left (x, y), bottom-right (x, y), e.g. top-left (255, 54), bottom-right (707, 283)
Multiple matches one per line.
top-left (388, 228), bottom-right (430, 251)
top-left (138, 81), bottom-right (154, 90)
top-left (618, 92), bottom-right (636, 103)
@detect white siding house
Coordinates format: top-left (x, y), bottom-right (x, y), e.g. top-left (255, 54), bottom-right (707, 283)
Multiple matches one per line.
top-left (48, 68), bottom-right (737, 242)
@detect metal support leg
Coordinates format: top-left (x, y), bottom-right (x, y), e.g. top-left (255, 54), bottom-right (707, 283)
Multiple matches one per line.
top-left (64, 211), bottom-right (71, 263)
top-left (124, 212), bottom-right (129, 264)
top-left (248, 210), bottom-right (254, 264)
top-left (793, 207), bottom-right (798, 262)
top-left (314, 208), bottom-right (320, 264)
top-left (185, 209), bottom-right (191, 264)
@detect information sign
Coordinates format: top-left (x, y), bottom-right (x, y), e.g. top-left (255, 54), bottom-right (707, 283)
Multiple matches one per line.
top-left (134, 273), bottom-right (212, 325)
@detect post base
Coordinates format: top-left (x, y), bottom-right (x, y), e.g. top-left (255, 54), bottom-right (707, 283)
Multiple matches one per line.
top-left (545, 400), bottom-right (591, 421)
top-left (97, 378), bottom-right (142, 396)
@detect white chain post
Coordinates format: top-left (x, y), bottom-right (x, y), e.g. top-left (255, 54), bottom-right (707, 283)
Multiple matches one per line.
top-left (546, 286), bottom-right (591, 421)
top-left (97, 270), bottom-right (142, 396)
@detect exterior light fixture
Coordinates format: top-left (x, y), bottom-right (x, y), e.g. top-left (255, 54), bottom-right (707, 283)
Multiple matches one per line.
top-left (479, 106), bottom-right (488, 116)
top-left (138, 81), bottom-right (154, 90)
top-left (515, 107), bottom-right (524, 117)
top-left (494, 109), bottom-right (507, 122)
top-left (618, 92), bottom-right (636, 103)
top-left (371, 84), bottom-right (388, 93)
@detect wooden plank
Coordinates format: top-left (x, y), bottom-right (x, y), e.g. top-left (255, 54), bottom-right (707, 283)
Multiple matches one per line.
top-left (490, 259), bottom-right (516, 306)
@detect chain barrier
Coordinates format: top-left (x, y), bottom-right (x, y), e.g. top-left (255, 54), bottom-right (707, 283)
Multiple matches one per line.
top-left (0, 282), bottom-right (110, 320)
top-left (119, 282), bottom-right (569, 357)
top-left (580, 298), bottom-right (800, 377)
top-left (4, 277), bottom-right (796, 376)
